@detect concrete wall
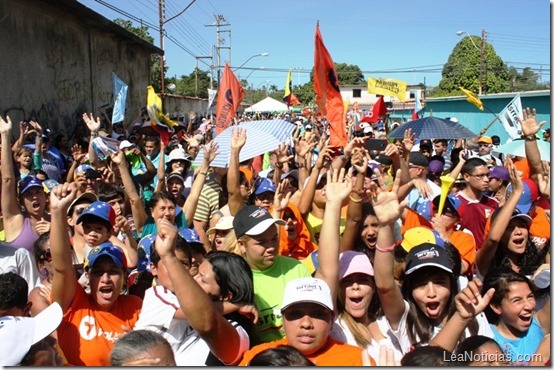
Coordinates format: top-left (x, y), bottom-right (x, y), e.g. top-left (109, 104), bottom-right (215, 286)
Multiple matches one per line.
top-left (0, 0), bottom-right (156, 138)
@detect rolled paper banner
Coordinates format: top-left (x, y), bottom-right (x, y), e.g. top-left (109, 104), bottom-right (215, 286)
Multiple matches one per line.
top-left (437, 175), bottom-right (455, 216)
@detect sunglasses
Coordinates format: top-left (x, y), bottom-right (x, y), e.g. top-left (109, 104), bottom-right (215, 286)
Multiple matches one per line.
top-left (40, 248), bottom-right (52, 262)
top-left (282, 211), bottom-right (295, 220)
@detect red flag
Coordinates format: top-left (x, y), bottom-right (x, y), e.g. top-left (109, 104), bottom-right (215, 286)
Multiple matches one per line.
top-left (412, 108), bottom-right (419, 120)
top-left (290, 94), bottom-right (301, 106)
top-left (215, 63), bottom-right (245, 135)
top-left (313, 23), bottom-right (346, 148)
top-left (365, 96), bottom-right (387, 123)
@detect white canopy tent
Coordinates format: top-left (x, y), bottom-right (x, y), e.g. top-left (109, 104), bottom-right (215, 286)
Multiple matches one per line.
top-left (244, 96), bottom-right (289, 112)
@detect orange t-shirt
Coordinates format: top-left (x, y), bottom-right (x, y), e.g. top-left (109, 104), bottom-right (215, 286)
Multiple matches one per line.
top-left (402, 209), bottom-right (476, 267)
top-left (57, 284), bottom-right (143, 366)
top-left (238, 336), bottom-right (369, 366)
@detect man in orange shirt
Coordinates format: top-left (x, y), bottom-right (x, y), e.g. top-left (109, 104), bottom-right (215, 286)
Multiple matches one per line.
top-left (239, 277), bottom-right (367, 366)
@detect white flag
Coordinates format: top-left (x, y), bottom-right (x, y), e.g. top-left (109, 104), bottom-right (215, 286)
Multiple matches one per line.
top-left (207, 88), bottom-right (217, 110)
top-left (497, 94), bottom-right (523, 140)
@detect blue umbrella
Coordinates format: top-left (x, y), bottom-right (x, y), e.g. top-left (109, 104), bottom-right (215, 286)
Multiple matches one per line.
top-left (238, 119), bottom-right (297, 143)
top-left (388, 116), bottom-right (476, 139)
top-left (494, 139), bottom-right (550, 162)
top-left (193, 126), bottom-right (281, 168)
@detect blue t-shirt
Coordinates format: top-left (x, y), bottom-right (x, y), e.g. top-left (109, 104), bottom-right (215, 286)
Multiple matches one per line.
top-left (490, 316), bottom-right (544, 365)
top-left (140, 208), bottom-right (187, 239)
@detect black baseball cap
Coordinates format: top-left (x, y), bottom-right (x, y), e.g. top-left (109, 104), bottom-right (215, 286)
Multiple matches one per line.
top-left (233, 205), bottom-right (285, 239)
top-left (409, 152), bottom-right (429, 167)
top-left (405, 243), bottom-right (453, 275)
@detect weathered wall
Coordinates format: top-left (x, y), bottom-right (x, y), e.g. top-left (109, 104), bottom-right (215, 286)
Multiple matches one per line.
top-left (0, 0), bottom-right (154, 138)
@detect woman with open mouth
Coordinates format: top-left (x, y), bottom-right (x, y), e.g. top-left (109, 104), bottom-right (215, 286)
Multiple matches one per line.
top-left (0, 116), bottom-right (51, 252)
top-left (476, 159), bottom-right (545, 279)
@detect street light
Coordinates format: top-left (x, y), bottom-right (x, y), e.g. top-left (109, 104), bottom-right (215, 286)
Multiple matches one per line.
top-left (456, 30), bottom-right (484, 95)
top-left (233, 52), bottom-right (269, 71)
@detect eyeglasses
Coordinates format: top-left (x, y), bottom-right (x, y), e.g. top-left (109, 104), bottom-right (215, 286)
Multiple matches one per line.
top-left (282, 211), bottom-right (295, 220)
top-left (471, 173), bottom-right (490, 180)
top-left (40, 248), bottom-right (52, 262)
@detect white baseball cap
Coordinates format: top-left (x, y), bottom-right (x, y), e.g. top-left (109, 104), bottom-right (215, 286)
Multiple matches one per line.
top-left (0, 302), bottom-right (63, 366)
top-left (167, 148), bottom-right (191, 163)
top-left (281, 277), bottom-right (334, 312)
top-left (206, 216), bottom-right (235, 236)
top-left (119, 140), bottom-right (134, 150)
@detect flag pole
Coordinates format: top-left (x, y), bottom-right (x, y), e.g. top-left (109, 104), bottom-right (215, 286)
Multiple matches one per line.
top-left (479, 104), bottom-right (502, 135)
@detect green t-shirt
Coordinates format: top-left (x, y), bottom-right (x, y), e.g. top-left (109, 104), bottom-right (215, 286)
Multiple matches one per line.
top-left (252, 255), bottom-right (311, 344)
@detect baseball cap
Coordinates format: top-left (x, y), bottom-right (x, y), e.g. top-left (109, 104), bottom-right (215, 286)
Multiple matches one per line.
top-left (0, 302), bottom-right (63, 366)
top-left (167, 148), bottom-right (191, 163)
top-left (375, 154), bottom-right (393, 166)
top-left (119, 140), bottom-right (134, 150)
top-left (42, 179), bottom-right (59, 194)
top-left (254, 177), bottom-right (277, 195)
top-left (178, 227), bottom-right (203, 246)
top-left (506, 178), bottom-right (539, 214)
top-left (489, 166), bottom-right (509, 182)
top-left (75, 164), bottom-right (93, 176)
top-left (280, 169), bottom-right (299, 182)
top-left (428, 160), bottom-right (444, 176)
top-left (18, 176), bottom-right (43, 196)
top-left (401, 227), bottom-right (445, 252)
top-left (405, 243), bottom-right (453, 275)
top-left (490, 206), bottom-right (533, 225)
top-left (167, 171), bottom-right (185, 184)
top-left (281, 277), bottom-right (334, 312)
top-left (339, 251), bottom-right (374, 280)
top-left (87, 242), bottom-right (126, 270)
top-left (409, 152), bottom-right (429, 167)
top-left (305, 124), bottom-right (313, 130)
top-left (206, 216), bottom-right (234, 236)
top-left (67, 192), bottom-right (98, 216)
top-left (77, 200), bottom-right (116, 227)
top-left (233, 205), bottom-right (285, 239)
top-left (432, 194), bottom-right (461, 218)
top-left (478, 136), bottom-right (493, 145)
top-left (136, 234), bottom-right (156, 272)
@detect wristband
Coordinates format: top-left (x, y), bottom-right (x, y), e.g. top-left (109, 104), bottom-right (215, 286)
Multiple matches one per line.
top-left (375, 243), bottom-right (396, 252)
top-left (348, 195), bottom-right (362, 203)
top-left (198, 171), bottom-right (208, 176)
top-left (90, 132), bottom-right (98, 138)
top-left (522, 134), bottom-right (536, 141)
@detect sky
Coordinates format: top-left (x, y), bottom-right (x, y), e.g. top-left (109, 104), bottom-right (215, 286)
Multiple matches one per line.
top-left (78, 0), bottom-right (551, 91)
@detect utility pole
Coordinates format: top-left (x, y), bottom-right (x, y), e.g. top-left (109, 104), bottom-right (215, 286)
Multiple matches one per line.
top-left (195, 56), bottom-right (213, 95)
top-left (158, 0), bottom-right (165, 101)
top-left (480, 28), bottom-right (486, 95)
top-left (205, 15), bottom-right (230, 88)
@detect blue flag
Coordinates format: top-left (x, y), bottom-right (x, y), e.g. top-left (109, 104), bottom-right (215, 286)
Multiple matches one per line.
top-left (112, 73), bottom-right (128, 124)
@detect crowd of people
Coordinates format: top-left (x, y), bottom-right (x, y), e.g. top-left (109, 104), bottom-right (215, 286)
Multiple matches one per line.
top-left (0, 105), bottom-right (550, 366)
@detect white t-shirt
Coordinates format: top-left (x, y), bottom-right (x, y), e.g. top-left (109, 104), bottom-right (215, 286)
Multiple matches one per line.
top-left (381, 300), bottom-right (493, 355)
top-left (0, 243), bottom-right (40, 294)
top-left (134, 285), bottom-right (249, 366)
top-left (330, 316), bottom-right (404, 364)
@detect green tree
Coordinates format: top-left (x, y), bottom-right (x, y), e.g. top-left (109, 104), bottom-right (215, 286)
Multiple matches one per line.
top-left (114, 18), bottom-right (167, 92)
top-left (432, 36), bottom-right (510, 96)
top-left (172, 68), bottom-right (212, 98)
top-left (335, 63), bottom-right (366, 85)
top-left (507, 66), bottom-right (549, 92)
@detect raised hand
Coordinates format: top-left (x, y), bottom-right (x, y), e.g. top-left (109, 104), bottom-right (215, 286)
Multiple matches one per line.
top-left (325, 167), bottom-right (353, 203)
top-left (274, 142), bottom-right (294, 165)
top-left (110, 150), bottom-right (126, 167)
top-left (82, 112), bottom-right (101, 133)
top-left (155, 218), bottom-right (178, 258)
top-left (29, 120), bottom-right (42, 135)
top-left (537, 161), bottom-right (550, 198)
top-left (230, 127), bottom-right (247, 151)
top-left (315, 145), bottom-right (333, 170)
top-left (295, 133), bottom-right (317, 159)
top-left (343, 137), bottom-right (365, 158)
top-left (35, 217), bottom-right (51, 235)
top-left (402, 128), bottom-right (416, 154)
top-left (0, 115), bottom-right (12, 134)
top-left (113, 215), bottom-right (130, 234)
top-left (454, 278), bottom-right (495, 320)
top-left (50, 182), bottom-right (78, 212)
top-left (370, 169), bottom-right (408, 225)
top-left (203, 140), bottom-right (220, 164)
top-left (273, 178), bottom-right (292, 213)
top-left (351, 148), bottom-right (368, 175)
top-left (506, 157), bottom-right (523, 193)
top-left (519, 107), bottom-right (546, 137)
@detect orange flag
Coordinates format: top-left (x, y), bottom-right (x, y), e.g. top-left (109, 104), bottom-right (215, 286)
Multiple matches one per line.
top-left (313, 22), bottom-right (346, 148)
top-left (215, 63), bottom-right (245, 134)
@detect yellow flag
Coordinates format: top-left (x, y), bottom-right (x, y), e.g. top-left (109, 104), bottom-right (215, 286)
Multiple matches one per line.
top-left (460, 87), bottom-right (484, 110)
top-left (367, 78), bottom-right (407, 101)
top-left (147, 85), bottom-right (162, 113)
